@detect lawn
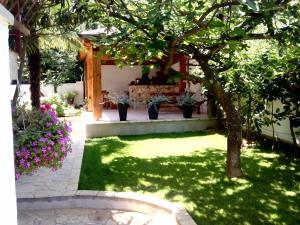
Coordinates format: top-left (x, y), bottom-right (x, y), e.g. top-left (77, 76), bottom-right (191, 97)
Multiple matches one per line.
top-left (78, 131), bottom-right (300, 225)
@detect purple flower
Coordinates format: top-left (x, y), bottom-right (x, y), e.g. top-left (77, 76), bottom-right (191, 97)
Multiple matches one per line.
top-left (65, 124), bottom-right (72, 133)
top-left (46, 132), bottom-right (53, 137)
top-left (15, 172), bottom-right (21, 180)
top-left (39, 137), bottom-right (49, 143)
top-left (22, 150), bottom-right (30, 159)
top-left (42, 147), bottom-right (47, 153)
top-left (46, 122), bottom-right (52, 127)
top-left (34, 157), bottom-right (40, 163)
top-left (31, 141), bottom-right (38, 147)
top-left (24, 162), bottom-right (30, 169)
top-left (11, 106), bottom-right (16, 113)
top-left (19, 158), bottom-right (26, 166)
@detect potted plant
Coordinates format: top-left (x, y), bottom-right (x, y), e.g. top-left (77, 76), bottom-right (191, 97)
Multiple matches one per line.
top-left (109, 94), bottom-right (131, 121)
top-left (63, 91), bottom-right (78, 105)
top-left (82, 97), bottom-right (88, 111)
top-left (178, 93), bottom-right (195, 118)
top-left (147, 95), bottom-right (169, 119)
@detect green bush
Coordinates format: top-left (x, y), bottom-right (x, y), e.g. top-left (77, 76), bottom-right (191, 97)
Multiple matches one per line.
top-left (41, 95), bottom-right (66, 117)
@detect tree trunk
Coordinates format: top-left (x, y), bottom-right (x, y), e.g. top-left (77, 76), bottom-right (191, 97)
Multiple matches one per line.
top-left (270, 101), bottom-right (275, 151)
top-left (54, 85), bottom-right (58, 93)
top-left (28, 38), bottom-right (41, 109)
top-left (200, 60), bottom-right (243, 177)
top-left (12, 38), bottom-right (27, 106)
top-left (246, 93), bottom-right (252, 142)
top-left (289, 116), bottom-right (299, 155)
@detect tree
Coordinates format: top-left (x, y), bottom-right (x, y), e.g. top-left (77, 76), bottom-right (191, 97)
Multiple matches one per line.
top-left (7, 0), bottom-right (82, 108)
top-left (41, 49), bottom-right (82, 93)
top-left (80, 0), bottom-right (300, 177)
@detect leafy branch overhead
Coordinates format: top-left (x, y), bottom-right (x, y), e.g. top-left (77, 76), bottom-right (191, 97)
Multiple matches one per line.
top-left (78, 0), bottom-right (300, 177)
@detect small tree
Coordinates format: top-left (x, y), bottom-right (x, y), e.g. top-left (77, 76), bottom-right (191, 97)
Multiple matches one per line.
top-left (41, 49), bottom-right (82, 93)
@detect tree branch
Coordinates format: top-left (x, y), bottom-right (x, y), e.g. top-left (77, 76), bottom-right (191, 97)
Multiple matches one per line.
top-left (198, 0), bottom-right (240, 23)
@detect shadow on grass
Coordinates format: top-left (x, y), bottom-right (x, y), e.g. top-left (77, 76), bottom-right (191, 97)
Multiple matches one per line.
top-left (79, 133), bottom-right (300, 225)
top-left (118, 130), bottom-right (217, 141)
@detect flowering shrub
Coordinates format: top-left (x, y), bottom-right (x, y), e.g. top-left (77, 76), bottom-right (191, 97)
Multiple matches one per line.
top-left (12, 103), bottom-right (72, 179)
top-left (41, 95), bottom-right (82, 117)
top-left (41, 95), bottom-right (66, 117)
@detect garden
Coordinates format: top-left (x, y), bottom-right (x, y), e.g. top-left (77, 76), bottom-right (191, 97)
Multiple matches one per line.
top-left (4, 0), bottom-right (300, 225)
top-left (79, 131), bottom-right (300, 225)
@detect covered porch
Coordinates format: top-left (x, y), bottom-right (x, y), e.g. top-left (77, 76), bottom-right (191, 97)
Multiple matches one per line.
top-left (79, 29), bottom-right (207, 121)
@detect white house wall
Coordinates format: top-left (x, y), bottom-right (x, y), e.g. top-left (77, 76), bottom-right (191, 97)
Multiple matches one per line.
top-left (10, 81), bottom-right (84, 105)
top-left (101, 64), bottom-right (180, 94)
top-left (102, 65), bottom-right (141, 93)
top-left (0, 4), bottom-right (18, 225)
top-left (261, 100), bottom-right (300, 146)
top-left (9, 50), bottom-right (18, 81)
top-left (102, 65), bottom-right (159, 93)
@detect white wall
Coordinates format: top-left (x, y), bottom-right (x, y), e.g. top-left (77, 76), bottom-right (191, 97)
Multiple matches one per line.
top-left (10, 81), bottom-right (84, 106)
top-left (261, 100), bottom-right (300, 146)
top-left (0, 5), bottom-right (18, 225)
top-left (9, 50), bottom-right (18, 81)
top-left (102, 63), bottom-right (179, 94)
top-left (102, 65), bottom-right (142, 93)
top-left (43, 81), bottom-right (84, 105)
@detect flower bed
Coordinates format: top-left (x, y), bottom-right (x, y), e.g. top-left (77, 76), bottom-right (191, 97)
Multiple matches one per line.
top-left (12, 103), bottom-right (72, 179)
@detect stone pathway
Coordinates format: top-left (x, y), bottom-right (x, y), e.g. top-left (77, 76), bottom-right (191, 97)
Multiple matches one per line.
top-left (15, 117), bottom-right (86, 198)
top-left (17, 208), bottom-right (161, 225)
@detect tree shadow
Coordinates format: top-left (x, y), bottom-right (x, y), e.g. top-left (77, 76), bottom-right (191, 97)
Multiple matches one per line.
top-left (118, 130), bottom-right (217, 141)
top-left (79, 135), bottom-right (300, 225)
top-left (79, 137), bottom-right (128, 190)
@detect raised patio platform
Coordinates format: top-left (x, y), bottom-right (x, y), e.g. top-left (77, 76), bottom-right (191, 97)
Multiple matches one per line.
top-left (85, 109), bottom-right (217, 138)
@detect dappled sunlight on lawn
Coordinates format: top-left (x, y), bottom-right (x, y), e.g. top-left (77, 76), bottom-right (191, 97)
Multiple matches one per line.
top-left (79, 131), bottom-right (300, 225)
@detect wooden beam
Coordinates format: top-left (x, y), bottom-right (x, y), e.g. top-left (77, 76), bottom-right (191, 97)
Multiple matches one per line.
top-left (92, 50), bottom-right (102, 120)
top-left (86, 42), bottom-right (94, 111)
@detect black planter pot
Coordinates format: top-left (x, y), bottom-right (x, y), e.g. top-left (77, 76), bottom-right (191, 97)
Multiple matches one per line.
top-left (118, 103), bottom-right (129, 121)
top-left (148, 104), bottom-right (160, 120)
top-left (182, 105), bottom-right (194, 118)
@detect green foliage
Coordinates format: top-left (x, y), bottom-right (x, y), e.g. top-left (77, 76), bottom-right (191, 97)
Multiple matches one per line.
top-left (147, 95), bottom-right (169, 108)
top-left (41, 95), bottom-right (66, 117)
top-left (178, 93), bottom-right (196, 106)
top-left (41, 49), bottom-right (82, 89)
top-left (41, 95), bottom-right (81, 117)
top-left (108, 93), bottom-right (131, 105)
top-left (63, 91), bottom-right (79, 101)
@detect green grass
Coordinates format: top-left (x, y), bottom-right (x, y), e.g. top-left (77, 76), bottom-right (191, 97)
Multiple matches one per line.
top-left (79, 131), bottom-right (300, 225)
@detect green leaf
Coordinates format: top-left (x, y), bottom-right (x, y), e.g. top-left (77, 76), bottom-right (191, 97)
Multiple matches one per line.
top-left (238, 0), bottom-right (258, 12)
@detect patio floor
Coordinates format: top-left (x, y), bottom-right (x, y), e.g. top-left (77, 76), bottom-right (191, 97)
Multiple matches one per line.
top-left (83, 108), bottom-right (209, 122)
top-left (84, 109), bottom-right (216, 138)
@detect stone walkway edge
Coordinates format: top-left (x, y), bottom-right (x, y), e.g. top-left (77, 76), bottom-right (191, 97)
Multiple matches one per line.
top-left (17, 191), bottom-right (197, 225)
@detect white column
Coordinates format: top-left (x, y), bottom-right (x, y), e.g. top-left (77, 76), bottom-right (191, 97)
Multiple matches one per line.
top-left (0, 4), bottom-right (18, 225)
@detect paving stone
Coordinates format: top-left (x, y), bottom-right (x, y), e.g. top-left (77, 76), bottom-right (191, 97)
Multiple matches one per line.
top-left (18, 209), bottom-right (156, 225)
top-left (105, 219), bottom-right (118, 225)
